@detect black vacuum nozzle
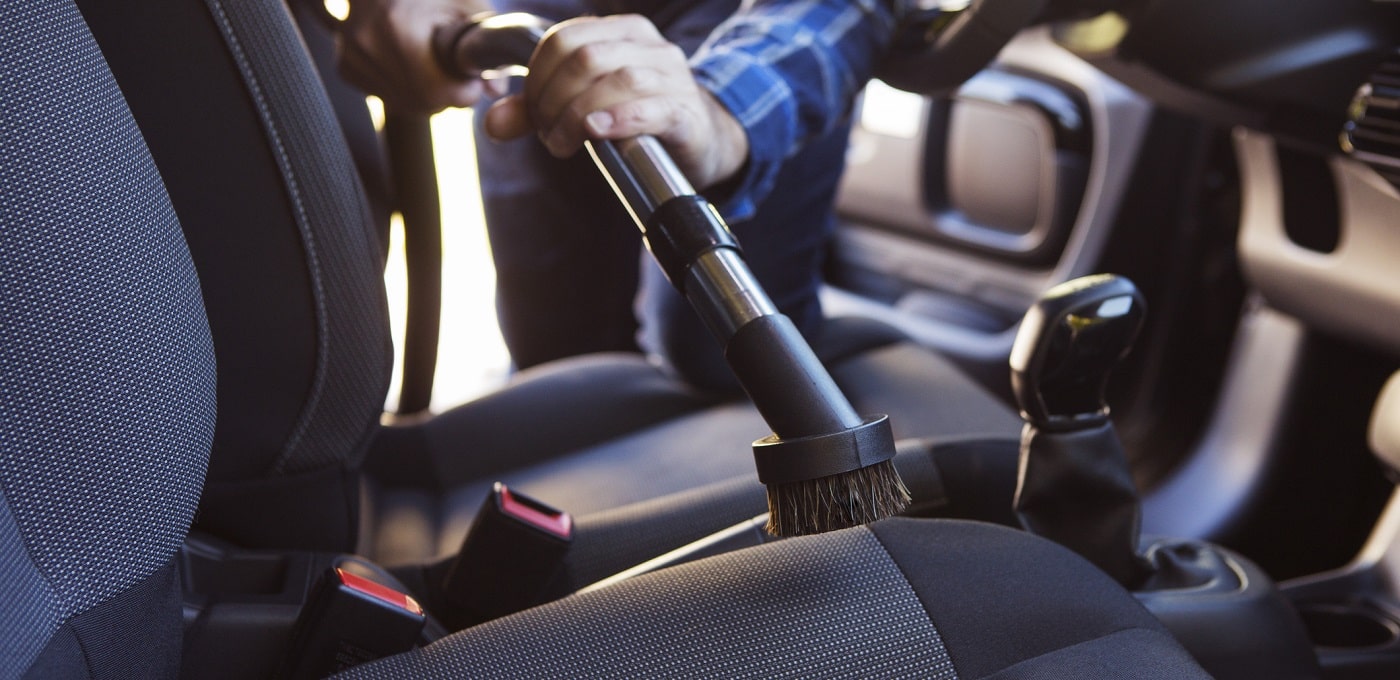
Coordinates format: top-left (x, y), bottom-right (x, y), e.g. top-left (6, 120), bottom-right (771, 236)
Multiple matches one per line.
top-left (432, 15), bottom-right (909, 538)
top-left (1010, 274), bottom-right (1146, 431)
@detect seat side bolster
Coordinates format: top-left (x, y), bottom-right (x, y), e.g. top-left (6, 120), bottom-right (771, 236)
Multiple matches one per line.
top-left (867, 518), bottom-right (1209, 679)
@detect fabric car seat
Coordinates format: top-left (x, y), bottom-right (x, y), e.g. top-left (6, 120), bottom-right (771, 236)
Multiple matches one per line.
top-left (71, 0), bottom-right (1023, 573)
top-left (337, 519), bottom-right (1212, 679)
top-left (2, 2), bottom-right (1213, 678)
top-left (1, 3), bottom-right (217, 674)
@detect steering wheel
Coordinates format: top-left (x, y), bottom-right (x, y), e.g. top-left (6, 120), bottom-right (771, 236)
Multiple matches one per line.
top-left (876, 0), bottom-right (1122, 95)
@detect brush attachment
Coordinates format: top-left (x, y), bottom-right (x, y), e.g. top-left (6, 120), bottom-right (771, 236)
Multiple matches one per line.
top-left (434, 17), bottom-right (911, 537)
top-left (751, 413), bottom-right (907, 537)
top-left (765, 459), bottom-right (912, 536)
top-left (727, 314), bottom-right (909, 538)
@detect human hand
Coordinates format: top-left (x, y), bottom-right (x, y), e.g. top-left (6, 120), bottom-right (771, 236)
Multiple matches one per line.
top-left (336, 0), bottom-right (493, 114)
top-left (482, 14), bottom-right (749, 191)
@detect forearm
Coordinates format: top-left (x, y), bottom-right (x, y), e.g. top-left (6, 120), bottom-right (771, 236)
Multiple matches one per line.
top-left (690, 0), bottom-right (899, 221)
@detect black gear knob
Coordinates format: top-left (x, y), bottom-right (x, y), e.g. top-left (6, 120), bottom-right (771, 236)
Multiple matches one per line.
top-left (1010, 274), bottom-right (1146, 430)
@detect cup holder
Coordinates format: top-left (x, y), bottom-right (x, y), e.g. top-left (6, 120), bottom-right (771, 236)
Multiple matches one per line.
top-left (1298, 603), bottom-right (1400, 650)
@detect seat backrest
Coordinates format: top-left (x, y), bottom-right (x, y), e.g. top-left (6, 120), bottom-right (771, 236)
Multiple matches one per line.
top-left (74, 0), bottom-right (395, 551)
top-left (0, 1), bottom-right (217, 675)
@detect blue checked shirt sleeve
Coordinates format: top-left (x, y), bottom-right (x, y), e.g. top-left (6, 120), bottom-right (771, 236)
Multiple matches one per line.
top-left (689, 0), bottom-right (900, 221)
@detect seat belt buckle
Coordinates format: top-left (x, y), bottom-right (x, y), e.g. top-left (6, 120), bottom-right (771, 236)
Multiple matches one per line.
top-left (278, 566), bottom-right (426, 679)
top-left (439, 482), bottom-right (573, 629)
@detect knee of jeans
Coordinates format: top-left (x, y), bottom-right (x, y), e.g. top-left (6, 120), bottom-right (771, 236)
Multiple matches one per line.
top-left (642, 303), bottom-right (739, 393)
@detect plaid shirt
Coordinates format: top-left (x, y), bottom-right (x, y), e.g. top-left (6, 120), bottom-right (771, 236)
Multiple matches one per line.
top-left (691, 0), bottom-right (900, 221)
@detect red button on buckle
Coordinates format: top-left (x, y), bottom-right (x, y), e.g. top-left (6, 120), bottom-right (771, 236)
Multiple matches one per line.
top-left (498, 485), bottom-right (573, 539)
top-left (335, 568), bottom-right (424, 616)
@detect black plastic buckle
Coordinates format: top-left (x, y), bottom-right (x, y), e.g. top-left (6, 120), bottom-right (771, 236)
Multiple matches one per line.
top-left (277, 567), bottom-right (426, 678)
top-left (439, 482), bottom-right (573, 629)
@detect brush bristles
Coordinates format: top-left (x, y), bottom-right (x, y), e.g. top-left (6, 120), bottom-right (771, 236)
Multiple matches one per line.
top-left (764, 461), bottom-right (912, 537)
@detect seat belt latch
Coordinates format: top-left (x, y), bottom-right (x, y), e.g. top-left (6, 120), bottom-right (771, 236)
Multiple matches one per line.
top-left (439, 482), bottom-right (574, 629)
top-left (278, 567), bottom-right (426, 678)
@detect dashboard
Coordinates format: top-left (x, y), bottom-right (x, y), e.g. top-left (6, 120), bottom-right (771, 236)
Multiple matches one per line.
top-left (835, 0), bottom-right (1400, 360)
top-left (1049, 0), bottom-right (1400, 352)
top-left (1054, 0), bottom-right (1400, 157)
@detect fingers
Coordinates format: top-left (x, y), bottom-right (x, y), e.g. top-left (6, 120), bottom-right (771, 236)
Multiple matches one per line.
top-left (536, 65), bottom-right (694, 157)
top-left (333, 0), bottom-right (484, 114)
top-left (529, 40), bottom-right (645, 128)
top-left (482, 94), bottom-right (534, 140)
top-left (483, 13), bottom-right (748, 189)
top-left (337, 34), bottom-right (413, 104)
top-left (581, 95), bottom-right (687, 140)
top-left (526, 14), bottom-right (666, 94)
top-left (522, 16), bottom-right (693, 157)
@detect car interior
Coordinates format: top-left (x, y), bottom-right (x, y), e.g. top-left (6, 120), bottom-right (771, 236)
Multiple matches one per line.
top-left (2, 0), bottom-right (1399, 678)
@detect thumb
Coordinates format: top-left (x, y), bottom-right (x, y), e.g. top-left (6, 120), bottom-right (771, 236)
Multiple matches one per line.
top-left (482, 95), bottom-right (534, 140)
top-left (442, 79), bottom-right (486, 109)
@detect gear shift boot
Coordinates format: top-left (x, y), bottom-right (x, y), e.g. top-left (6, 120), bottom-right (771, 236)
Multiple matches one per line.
top-left (1015, 422), bottom-right (1148, 586)
top-left (1006, 274), bottom-right (1319, 677)
top-left (1010, 274), bottom-right (1149, 586)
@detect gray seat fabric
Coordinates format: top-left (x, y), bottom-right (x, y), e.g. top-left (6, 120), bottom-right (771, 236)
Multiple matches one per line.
top-left (78, 0), bottom-right (774, 559)
top-left (75, 0), bottom-right (393, 553)
top-left (339, 519), bottom-right (1210, 679)
top-left (0, 1), bottom-right (217, 676)
top-left (366, 327), bottom-right (1021, 565)
top-left (75, 0), bottom-right (1025, 573)
top-left (3, 3), bottom-right (1218, 679)
top-left (831, 341), bottom-right (1022, 441)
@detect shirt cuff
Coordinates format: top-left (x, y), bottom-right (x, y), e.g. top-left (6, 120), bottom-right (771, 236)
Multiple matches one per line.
top-left (691, 49), bottom-right (797, 223)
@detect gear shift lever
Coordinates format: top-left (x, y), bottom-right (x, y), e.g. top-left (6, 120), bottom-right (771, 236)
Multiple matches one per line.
top-left (1010, 274), bottom-right (1149, 586)
top-left (1008, 275), bottom-right (1322, 677)
top-left (1010, 274), bottom-right (1146, 430)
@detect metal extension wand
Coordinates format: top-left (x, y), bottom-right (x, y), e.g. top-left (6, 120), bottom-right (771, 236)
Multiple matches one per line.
top-left (433, 14), bottom-right (908, 535)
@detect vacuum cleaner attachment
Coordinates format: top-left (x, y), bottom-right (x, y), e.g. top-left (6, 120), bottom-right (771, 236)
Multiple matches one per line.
top-left (435, 14), bottom-right (908, 535)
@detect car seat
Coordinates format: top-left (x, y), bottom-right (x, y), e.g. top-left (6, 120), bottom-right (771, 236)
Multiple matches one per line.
top-left (71, 0), bottom-right (1023, 574)
top-left (1, 1), bottom-right (1215, 677)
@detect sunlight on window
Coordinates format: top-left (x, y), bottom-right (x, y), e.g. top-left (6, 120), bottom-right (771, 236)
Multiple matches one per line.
top-left (382, 107), bottom-right (511, 414)
top-left (366, 95), bottom-right (386, 132)
top-left (323, 0), bottom-right (349, 22)
top-left (430, 107), bottom-right (511, 410)
top-left (859, 80), bottom-right (925, 139)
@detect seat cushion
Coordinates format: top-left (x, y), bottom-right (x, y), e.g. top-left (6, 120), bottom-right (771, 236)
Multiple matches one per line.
top-left (368, 400), bottom-right (768, 564)
top-left (363, 338), bottom-right (1021, 565)
top-left (832, 341), bottom-right (1021, 441)
top-left (337, 519), bottom-right (1209, 679)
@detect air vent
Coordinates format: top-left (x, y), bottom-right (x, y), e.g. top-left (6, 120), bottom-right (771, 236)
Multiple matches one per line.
top-left (1342, 48), bottom-right (1400, 188)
